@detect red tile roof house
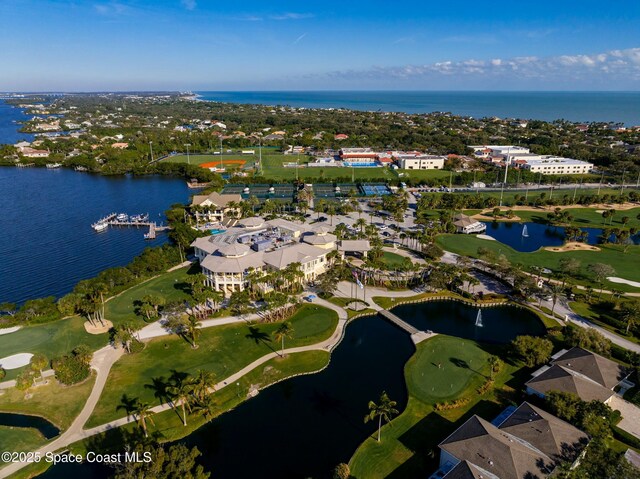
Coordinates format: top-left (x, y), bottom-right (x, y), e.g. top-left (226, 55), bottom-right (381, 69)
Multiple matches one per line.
top-left (436, 402), bottom-right (589, 479)
top-left (525, 347), bottom-right (631, 403)
top-left (334, 133), bottom-right (349, 140)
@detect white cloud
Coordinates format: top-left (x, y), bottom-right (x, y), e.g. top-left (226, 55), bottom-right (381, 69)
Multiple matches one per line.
top-left (268, 12), bottom-right (314, 20)
top-left (321, 47), bottom-right (640, 86)
top-left (181, 0), bottom-right (196, 10)
top-left (93, 2), bottom-right (132, 16)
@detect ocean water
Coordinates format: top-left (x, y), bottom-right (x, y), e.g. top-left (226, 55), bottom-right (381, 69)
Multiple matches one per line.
top-left (0, 99), bottom-right (34, 144)
top-left (0, 168), bottom-right (190, 304)
top-left (197, 91), bottom-right (640, 125)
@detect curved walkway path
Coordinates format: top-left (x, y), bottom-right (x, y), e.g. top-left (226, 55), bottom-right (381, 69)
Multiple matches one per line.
top-left (0, 296), bottom-right (347, 479)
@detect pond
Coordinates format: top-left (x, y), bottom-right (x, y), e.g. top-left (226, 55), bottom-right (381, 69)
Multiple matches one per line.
top-left (0, 412), bottom-right (60, 439)
top-left (393, 300), bottom-right (546, 343)
top-left (482, 221), bottom-right (640, 253)
top-left (37, 302), bottom-right (544, 479)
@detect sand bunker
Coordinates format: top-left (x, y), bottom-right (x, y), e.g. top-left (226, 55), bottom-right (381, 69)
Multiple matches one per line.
top-left (0, 353), bottom-right (34, 370)
top-left (84, 319), bottom-right (113, 335)
top-left (477, 234), bottom-right (496, 241)
top-left (607, 277), bottom-right (640, 288)
top-left (0, 326), bottom-right (21, 336)
top-left (544, 242), bottom-right (600, 253)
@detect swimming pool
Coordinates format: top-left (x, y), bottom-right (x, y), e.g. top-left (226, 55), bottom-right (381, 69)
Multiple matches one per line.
top-left (210, 228), bottom-right (226, 235)
top-left (343, 162), bottom-right (379, 167)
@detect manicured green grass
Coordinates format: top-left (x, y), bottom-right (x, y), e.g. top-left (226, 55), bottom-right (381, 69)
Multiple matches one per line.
top-left (569, 300), bottom-right (639, 344)
top-left (0, 427), bottom-right (47, 459)
top-left (380, 251), bottom-right (408, 268)
top-left (104, 265), bottom-right (196, 326)
top-left (0, 317), bottom-right (107, 364)
top-left (70, 350), bottom-right (330, 454)
top-left (349, 335), bottom-right (522, 479)
top-left (436, 233), bottom-right (640, 291)
top-left (86, 304), bottom-right (338, 427)
top-left (397, 169), bottom-right (451, 181)
top-left (161, 153), bottom-right (257, 169)
top-left (0, 375), bottom-right (96, 430)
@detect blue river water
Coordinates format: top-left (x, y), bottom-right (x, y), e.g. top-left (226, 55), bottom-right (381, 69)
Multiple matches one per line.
top-left (0, 99), bottom-right (34, 144)
top-left (0, 168), bottom-right (191, 304)
top-left (197, 91), bottom-right (640, 125)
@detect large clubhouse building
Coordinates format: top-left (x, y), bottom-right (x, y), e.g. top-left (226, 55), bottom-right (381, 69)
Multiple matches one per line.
top-left (191, 216), bottom-right (366, 294)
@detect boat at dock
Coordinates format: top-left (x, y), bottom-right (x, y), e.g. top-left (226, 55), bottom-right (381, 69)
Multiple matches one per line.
top-left (130, 213), bottom-right (149, 222)
top-left (46, 163), bottom-right (62, 169)
top-left (116, 213), bottom-right (128, 221)
top-left (92, 222), bottom-right (108, 232)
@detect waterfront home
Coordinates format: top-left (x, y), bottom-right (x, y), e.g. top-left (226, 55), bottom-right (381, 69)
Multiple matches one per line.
top-left (525, 347), bottom-right (631, 403)
top-left (190, 192), bottom-right (242, 222)
top-left (18, 146), bottom-right (49, 158)
top-left (436, 402), bottom-right (588, 479)
top-left (111, 142), bottom-right (129, 149)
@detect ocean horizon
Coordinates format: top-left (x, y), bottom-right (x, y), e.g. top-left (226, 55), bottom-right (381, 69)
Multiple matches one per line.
top-left (195, 90), bottom-right (640, 126)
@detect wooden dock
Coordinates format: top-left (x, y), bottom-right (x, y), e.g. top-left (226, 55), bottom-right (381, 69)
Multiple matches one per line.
top-left (378, 309), bottom-right (436, 344)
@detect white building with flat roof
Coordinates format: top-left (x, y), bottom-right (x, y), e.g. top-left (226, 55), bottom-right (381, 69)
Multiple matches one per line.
top-left (394, 153), bottom-right (445, 170)
top-left (520, 157), bottom-right (593, 175)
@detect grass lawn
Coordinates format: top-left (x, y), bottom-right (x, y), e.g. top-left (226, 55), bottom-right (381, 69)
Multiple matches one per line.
top-left (0, 317), bottom-right (107, 369)
top-left (436, 234), bottom-right (640, 292)
top-left (161, 153), bottom-right (258, 169)
top-left (0, 374), bottom-right (96, 430)
top-left (569, 300), bottom-right (638, 344)
top-left (0, 427), bottom-right (47, 460)
top-left (397, 169), bottom-right (451, 181)
top-left (86, 304), bottom-right (338, 427)
top-left (70, 350), bottom-right (330, 453)
top-left (327, 297), bottom-right (376, 319)
top-left (104, 265), bottom-right (196, 327)
top-left (380, 251), bottom-right (409, 268)
top-left (349, 335), bottom-right (522, 479)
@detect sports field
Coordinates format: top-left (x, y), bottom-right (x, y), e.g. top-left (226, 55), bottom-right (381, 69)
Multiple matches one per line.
top-left (162, 153), bottom-right (256, 169)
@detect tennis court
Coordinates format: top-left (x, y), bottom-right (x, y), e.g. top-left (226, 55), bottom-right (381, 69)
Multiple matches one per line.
top-left (360, 183), bottom-right (391, 196)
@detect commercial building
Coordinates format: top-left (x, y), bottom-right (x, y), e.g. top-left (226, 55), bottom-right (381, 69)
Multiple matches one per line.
top-left (191, 218), bottom-right (332, 294)
top-left (393, 152), bottom-right (445, 170)
top-left (518, 157), bottom-right (593, 175)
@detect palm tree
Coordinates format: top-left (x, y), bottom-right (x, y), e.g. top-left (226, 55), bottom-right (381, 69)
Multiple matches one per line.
top-left (133, 400), bottom-right (155, 437)
top-left (168, 380), bottom-right (193, 426)
top-left (185, 315), bottom-right (201, 348)
top-left (364, 391), bottom-right (399, 442)
top-left (192, 395), bottom-right (216, 422)
top-left (488, 356), bottom-right (501, 379)
top-left (273, 322), bottom-right (294, 357)
top-left (192, 369), bottom-right (217, 402)
top-left (621, 301), bottom-right (640, 335)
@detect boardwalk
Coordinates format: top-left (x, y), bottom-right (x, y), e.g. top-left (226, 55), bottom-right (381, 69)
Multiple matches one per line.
top-left (378, 309), bottom-right (435, 344)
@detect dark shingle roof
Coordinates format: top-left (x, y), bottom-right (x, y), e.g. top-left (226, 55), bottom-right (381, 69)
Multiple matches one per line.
top-left (551, 347), bottom-right (628, 389)
top-left (439, 416), bottom-right (554, 479)
top-left (443, 460), bottom-right (499, 479)
top-left (499, 403), bottom-right (589, 464)
top-left (525, 364), bottom-right (615, 402)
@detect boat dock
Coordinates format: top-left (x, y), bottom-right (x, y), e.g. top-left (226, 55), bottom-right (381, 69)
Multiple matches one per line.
top-left (378, 309), bottom-right (436, 344)
top-left (92, 213), bottom-right (170, 239)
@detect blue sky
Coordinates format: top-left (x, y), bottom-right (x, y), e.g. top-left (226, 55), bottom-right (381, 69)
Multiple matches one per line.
top-left (1, 0), bottom-right (639, 91)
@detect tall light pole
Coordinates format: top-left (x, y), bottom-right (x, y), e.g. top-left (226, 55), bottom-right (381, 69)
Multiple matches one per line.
top-left (499, 147), bottom-right (510, 207)
top-left (620, 169), bottom-right (627, 197)
top-left (149, 141), bottom-right (154, 163)
top-left (258, 137), bottom-right (263, 175)
top-left (219, 136), bottom-right (223, 171)
top-left (185, 143), bottom-right (191, 165)
top-left (597, 171), bottom-right (604, 196)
